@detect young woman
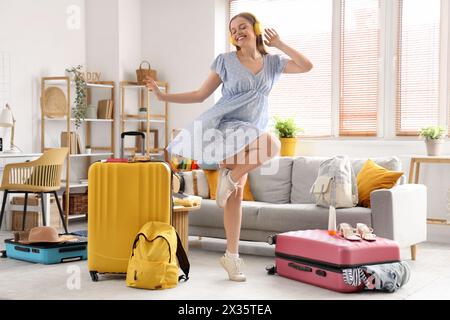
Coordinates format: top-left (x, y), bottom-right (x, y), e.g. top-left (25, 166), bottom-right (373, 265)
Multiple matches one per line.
top-left (144, 12), bottom-right (312, 282)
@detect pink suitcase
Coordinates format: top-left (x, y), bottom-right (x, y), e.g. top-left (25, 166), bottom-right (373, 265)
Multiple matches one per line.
top-left (267, 229), bottom-right (400, 293)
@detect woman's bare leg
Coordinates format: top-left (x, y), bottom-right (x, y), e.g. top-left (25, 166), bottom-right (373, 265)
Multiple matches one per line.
top-left (223, 172), bottom-right (247, 254)
top-left (221, 132), bottom-right (281, 182)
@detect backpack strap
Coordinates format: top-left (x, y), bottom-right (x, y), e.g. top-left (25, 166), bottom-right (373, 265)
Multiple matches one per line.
top-left (175, 231), bottom-right (190, 281)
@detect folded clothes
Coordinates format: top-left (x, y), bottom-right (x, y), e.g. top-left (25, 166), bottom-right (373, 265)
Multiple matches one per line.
top-left (343, 261), bottom-right (411, 293)
top-left (173, 194), bottom-right (202, 207)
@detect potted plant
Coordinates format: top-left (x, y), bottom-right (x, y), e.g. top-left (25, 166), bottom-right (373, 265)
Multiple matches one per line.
top-left (273, 116), bottom-right (304, 156)
top-left (419, 126), bottom-right (446, 156)
top-left (65, 65), bottom-right (87, 129)
top-left (85, 145), bottom-right (92, 154)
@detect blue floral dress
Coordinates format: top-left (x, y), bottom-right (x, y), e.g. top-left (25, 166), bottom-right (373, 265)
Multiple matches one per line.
top-left (166, 51), bottom-right (289, 169)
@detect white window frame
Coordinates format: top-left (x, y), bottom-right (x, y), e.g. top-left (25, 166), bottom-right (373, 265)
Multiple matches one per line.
top-left (392, 0), bottom-right (449, 138)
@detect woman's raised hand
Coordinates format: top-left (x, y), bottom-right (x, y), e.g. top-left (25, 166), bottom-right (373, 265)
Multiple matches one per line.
top-left (143, 77), bottom-right (165, 101)
top-left (264, 28), bottom-right (283, 48)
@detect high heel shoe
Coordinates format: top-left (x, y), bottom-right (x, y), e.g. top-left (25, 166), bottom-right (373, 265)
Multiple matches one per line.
top-left (356, 223), bottom-right (377, 241)
top-left (338, 223), bottom-right (361, 241)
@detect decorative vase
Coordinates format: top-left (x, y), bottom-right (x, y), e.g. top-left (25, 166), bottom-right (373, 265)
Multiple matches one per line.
top-left (425, 139), bottom-right (443, 156)
top-left (279, 137), bottom-right (297, 156)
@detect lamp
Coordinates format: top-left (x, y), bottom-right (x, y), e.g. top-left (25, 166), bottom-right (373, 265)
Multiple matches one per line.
top-left (0, 103), bottom-right (18, 153)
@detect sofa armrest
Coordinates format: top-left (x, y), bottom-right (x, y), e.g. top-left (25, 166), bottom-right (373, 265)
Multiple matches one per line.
top-left (370, 184), bottom-right (427, 247)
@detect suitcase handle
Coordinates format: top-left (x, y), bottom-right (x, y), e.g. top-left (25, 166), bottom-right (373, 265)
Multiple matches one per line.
top-left (61, 256), bottom-right (83, 263)
top-left (121, 131), bottom-right (145, 139)
top-left (121, 131), bottom-right (146, 158)
top-left (59, 245), bottom-right (87, 253)
top-left (288, 262), bottom-right (312, 272)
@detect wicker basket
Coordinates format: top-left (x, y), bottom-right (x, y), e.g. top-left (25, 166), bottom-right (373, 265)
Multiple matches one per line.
top-left (136, 61), bottom-right (157, 84)
top-left (63, 191), bottom-right (88, 215)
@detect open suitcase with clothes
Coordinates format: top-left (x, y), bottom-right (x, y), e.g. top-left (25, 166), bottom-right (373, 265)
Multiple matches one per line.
top-left (4, 236), bottom-right (87, 264)
top-left (267, 229), bottom-right (410, 293)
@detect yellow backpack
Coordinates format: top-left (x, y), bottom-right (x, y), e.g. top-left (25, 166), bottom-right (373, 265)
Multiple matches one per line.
top-left (126, 221), bottom-right (189, 289)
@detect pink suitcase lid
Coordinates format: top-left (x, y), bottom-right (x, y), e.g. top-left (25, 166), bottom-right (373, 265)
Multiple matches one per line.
top-left (276, 229), bottom-right (400, 267)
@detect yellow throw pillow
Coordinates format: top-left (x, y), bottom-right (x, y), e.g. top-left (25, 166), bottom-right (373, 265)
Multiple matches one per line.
top-left (356, 159), bottom-right (403, 208)
top-left (203, 169), bottom-right (254, 201)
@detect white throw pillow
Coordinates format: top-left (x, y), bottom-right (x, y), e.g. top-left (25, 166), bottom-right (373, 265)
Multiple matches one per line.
top-left (177, 170), bottom-right (209, 198)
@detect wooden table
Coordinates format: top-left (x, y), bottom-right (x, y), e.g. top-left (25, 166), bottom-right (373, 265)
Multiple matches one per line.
top-left (172, 204), bottom-right (201, 254)
top-left (408, 156), bottom-right (450, 226)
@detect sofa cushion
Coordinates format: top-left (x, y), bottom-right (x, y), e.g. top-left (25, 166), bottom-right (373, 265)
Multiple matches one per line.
top-left (249, 157), bottom-right (293, 204)
top-left (290, 156), bottom-right (329, 204)
top-left (255, 203), bottom-right (372, 232)
top-left (290, 156), bottom-right (403, 204)
top-left (350, 156), bottom-right (402, 176)
top-left (357, 159), bottom-right (403, 208)
top-left (189, 199), bottom-right (273, 230)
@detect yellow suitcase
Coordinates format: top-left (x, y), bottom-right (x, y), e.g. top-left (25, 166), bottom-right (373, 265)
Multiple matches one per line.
top-left (87, 161), bottom-right (173, 281)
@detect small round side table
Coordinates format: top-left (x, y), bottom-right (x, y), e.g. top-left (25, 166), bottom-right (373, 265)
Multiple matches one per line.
top-left (172, 204), bottom-right (201, 254)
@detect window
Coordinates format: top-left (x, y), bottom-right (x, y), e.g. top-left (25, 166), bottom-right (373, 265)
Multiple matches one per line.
top-left (230, 0), bottom-right (448, 138)
top-left (230, 0), bottom-right (333, 137)
top-left (339, 0), bottom-right (380, 136)
top-left (396, 0), bottom-right (441, 136)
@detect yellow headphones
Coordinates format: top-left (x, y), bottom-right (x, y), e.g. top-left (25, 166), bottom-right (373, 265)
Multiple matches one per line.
top-left (229, 13), bottom-right (262, 46)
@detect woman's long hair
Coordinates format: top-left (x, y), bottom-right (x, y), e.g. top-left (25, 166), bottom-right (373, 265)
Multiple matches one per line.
top-left (229, 12), bottom-right (268, 56)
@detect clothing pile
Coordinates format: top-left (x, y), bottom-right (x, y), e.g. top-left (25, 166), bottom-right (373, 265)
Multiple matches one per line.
top-left (342, 261), bottom-right (411, 292)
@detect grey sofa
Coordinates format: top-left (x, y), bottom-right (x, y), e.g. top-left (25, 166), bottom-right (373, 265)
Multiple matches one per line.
top-left (189, 156), bottom-right (427, 259)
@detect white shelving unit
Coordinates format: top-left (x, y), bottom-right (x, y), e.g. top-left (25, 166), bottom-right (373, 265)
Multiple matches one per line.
top-left (120, 81), bottom-right (169, 161)
top-left (41, 77), bottom-right (116, 225)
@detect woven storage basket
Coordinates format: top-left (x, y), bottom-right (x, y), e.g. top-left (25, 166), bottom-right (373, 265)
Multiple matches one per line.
top-left (63, 191), bottom-right (88, 215)
top-left (136, 61), bottom-right (157, 84)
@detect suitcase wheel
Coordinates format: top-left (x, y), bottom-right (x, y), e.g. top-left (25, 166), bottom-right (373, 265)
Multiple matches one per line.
top-left (1, 250), bottom-right (6, 258)
top-left (90, 271), bottom-right (99, 282)
top-left (265, 264), bottom-right (276, 275)
top-left (267, 234), bottom-right (277, 245)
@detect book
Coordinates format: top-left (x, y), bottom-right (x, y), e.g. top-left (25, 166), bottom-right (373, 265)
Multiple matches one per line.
top-left (97, 99), bottom-right (113, 119)
top-left (61, 131), bottom-right (78, 154)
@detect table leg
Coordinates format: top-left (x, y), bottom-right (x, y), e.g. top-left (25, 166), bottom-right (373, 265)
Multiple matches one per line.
top-left (42, 193), bottom-right (50, 226)
top-left (172, 210), bottom-right (189, 254)
top-left (414, 162), bottom-right (421, 184)
top-left (408, 159), bottom-right (415, 183)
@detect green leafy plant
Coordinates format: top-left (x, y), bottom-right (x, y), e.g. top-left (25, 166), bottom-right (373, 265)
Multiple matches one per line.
top-left (273, 116), bottom-right (304, 138)
top-left (419, 126), bottom-right (446, 140)
top-left (65, 65), bottom-right (87, 129)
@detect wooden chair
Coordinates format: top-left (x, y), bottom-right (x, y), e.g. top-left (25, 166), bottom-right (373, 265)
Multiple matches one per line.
top-left (0, 148), bottom-right (69, 233)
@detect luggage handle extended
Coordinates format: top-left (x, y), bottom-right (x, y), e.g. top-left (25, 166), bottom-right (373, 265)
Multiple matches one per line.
top-left (121, 131), bottom-right (146, 159)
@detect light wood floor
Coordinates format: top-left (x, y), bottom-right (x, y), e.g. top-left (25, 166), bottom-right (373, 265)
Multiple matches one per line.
top-left (1, 221), bottom-right (449, 300)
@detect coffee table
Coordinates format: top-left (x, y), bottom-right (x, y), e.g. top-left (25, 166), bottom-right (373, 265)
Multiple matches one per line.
top-left (172, 204), bottom-right (201, 254)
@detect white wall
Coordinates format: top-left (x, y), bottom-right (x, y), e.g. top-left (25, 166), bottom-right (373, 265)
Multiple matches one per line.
top-left (0, 0), bottom-right (86, 153)
top-left (86, 0), bottom-right (141, 157)
top-left (141, 0), bottom-right (220, 138)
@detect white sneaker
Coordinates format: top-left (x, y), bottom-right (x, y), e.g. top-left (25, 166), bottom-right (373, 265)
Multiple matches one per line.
top-left (220, 255), bottom-right (246, 282)
top-left (216, 168), bottom-right (239, 208)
